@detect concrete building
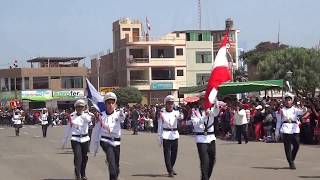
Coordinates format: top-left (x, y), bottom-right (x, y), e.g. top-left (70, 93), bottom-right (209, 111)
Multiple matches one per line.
top-left (90, 18), bottom-right (239, 105)
top-left (91, 18), bottom-right (187, 105)
top-left (0, 57), bottom-right (88, 110)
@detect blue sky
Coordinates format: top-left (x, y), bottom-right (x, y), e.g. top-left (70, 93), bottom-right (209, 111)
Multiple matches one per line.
top-left (1, 0), bottom-right (319, 68)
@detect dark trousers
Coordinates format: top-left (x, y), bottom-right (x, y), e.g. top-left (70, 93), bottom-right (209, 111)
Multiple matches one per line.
top-left (42, 124), bottom-right (48, 137)
top-left (15, 127), bottom-right (20, 136)
top-left (236, 124), bottom-right (248, 144)
top-left (14, 124), bottom-right (22, 136)
top-left (283, 133), bottom-right (299, 165)
top-left (197, 140), bottom-right (216, 180)
top-left (162, 139), bottom-right (178, 174)
top-left (132, 120), bottom-right (138, 134)
top-left (100, 141), bottom-right (120, 180)
top-left (71, 140), bottom-right (89, 178)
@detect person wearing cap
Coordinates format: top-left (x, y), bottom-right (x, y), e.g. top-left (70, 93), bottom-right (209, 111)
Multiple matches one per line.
top-left (253, 105), bottom-right (265, 141)
top-left (62, 99), bottom-right (93, 180)
top-left (234, 102), bottom-right (249, 144)
top-left (91, 92), bottom-right (125, 180)
top-left (191, 95), bottom-right (220, 180)
top-left (280, 92), bottom-right (304, 169)
top-left (40, 108), bottom-right (49, 138)
top-left (12, 109), bottom-right (22, 136)
top-left (158, 95), bottom-right (184, 177)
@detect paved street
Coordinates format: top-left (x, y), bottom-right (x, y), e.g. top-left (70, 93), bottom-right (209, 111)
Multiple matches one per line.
top-left (0, 125), bottom-right (319, 180)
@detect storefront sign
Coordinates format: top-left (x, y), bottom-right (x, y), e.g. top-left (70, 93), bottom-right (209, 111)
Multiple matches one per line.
top-left (100, 87), bottom-right (118, 95)
top-left (21, 90), bottom-right (52, 101)
top-left (53, 90), bottom-right (85, 99)
top-left (151, 82), bottom-right (173, 90)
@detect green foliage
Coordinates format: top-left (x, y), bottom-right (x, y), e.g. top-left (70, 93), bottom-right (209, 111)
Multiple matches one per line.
top-left (256, 48), bottom-right (320, 97)
top-left (112, 87), bottom-right (142, 105)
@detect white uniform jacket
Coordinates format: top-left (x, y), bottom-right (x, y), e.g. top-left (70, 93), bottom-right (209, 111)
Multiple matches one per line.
top-left (158, 110), bottom-right (184, 140)
top-left (40, 113), bottom-right (49, 125)
top-left (91, 110), bottom-right (125, 153)
top-left (12, 114), bottom-right (22, 125)
top-left (62, 112), bottom-right (92, 144)
top-left (191, 103), bottom-right (219, 143)
top-left (280, 106), bottom-right (303, 134)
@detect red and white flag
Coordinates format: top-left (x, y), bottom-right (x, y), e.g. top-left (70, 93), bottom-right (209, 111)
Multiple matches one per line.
top-left (203, 31), bottom-right (232, 109)
top-left (146, 16), bottom-right (151, 31)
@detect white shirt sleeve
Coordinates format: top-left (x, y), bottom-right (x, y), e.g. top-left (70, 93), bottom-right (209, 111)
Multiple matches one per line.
top-left (157, 114), bottom-right (163, 136)
top-left (91, 119), bottom-right (102, 153)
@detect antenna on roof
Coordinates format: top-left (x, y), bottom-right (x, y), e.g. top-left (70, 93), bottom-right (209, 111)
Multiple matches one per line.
top-left (198, 0), bottom-right (202, 30)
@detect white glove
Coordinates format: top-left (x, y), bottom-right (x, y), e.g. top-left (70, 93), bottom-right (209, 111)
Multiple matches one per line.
top-left (158, 136), bottom-right (163, 147)
top-left (275, 130), bottom-right (280, 142)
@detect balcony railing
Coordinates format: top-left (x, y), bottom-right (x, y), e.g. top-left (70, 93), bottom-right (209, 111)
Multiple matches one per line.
top-left (127, 57), bottom-right (149, 63)
top-left (128, 80), bottom-right (150, 85)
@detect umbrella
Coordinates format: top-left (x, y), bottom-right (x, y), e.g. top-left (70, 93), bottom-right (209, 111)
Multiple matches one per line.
top-left (183, 96), bottom-right (199, 103)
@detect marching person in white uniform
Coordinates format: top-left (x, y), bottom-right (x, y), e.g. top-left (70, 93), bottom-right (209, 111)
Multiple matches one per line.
top-left (91, 92), bottom-right (125, 180)
top-left (40, 108), bottom-right (49, 138)
top-left (62, 99), bottom-right (93, 180)
top-left (158, 95), bottom-right (184, 177)
top-left (191, 97), bottom-right (220, 180)
top-left (12, 109), bottom-right (22, 136)
top-left (280, 92), bottom-right (304, 169)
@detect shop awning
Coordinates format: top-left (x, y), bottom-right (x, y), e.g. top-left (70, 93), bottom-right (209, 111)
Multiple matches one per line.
top-left (179, 79), bottom-right (284, 95)
top-left (22, 96), bottom-right (53, 101)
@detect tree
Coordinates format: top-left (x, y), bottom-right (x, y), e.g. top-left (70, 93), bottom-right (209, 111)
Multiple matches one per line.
top-left (256, 48), bottom-right (320, 97)
top-left (112, 87), bottom-right (142, 105)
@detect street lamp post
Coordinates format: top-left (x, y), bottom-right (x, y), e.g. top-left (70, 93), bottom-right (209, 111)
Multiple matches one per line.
top-left (286, 70), bottom-right (293, 92)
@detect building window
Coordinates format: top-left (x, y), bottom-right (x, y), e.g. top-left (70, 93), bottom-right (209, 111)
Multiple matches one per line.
top-left (176, 48), bottom-right (183, 56)
top-left (16, 78), bottom-right (22, 90)
top-left (61, 76), bottom-right (83, 89)
top-left (196, 51), bottom-right (212, 63)
top-left (151, 68), bottom-right (175, 80)
top-left (10, 78), bottom-right (15, 90)
top-left (177, 70), bottom-right (184, 76)
top-left (2, 78), bottom-right (9, 91)
top-left (196, 73), bottom-right (211, 85)
top-left (186, 33), bottom-right (190, 41)
top-left (176, 32), bottom-right (180, 37)
top-left (33, 77), bottom-right (49, 89)
top-left (24, 77), bottom-right (29, 90)
top-left (198, 33), bottom-right (202, 41)
top-left (122, 28), bottom-right (131, 31)
top-left (51, 76), bottom-right (60, 79)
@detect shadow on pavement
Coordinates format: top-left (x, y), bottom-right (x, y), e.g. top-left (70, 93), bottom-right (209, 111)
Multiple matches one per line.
top-left (43, 179), bottom-right (74, 180)
top-left (56, 151), bottom-right (73, 154)
top-left (298, 176), bottom-right (320, 178)
top-left (251, 167), bottom-right (290, 170)
top-left (132, 173), bottom-right (169, 178)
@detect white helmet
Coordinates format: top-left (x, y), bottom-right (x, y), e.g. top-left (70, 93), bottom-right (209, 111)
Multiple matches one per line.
top-left (164, 95), bottom-right (175, 104)
top-left (104, 92), bottom-right (117, 102)
top-left (284, 92), bottom-right (294, 101)
top-left (74, 99), bottom-right (86, 107)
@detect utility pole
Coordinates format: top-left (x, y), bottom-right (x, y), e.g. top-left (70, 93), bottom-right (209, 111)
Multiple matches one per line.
top-left (198, 0), bottom-right (202, 30)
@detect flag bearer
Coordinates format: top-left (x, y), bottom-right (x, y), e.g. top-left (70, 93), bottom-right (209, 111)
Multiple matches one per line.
top-left (191, 97), bottom-right (220, 180)
top-left (62, 99), bottom-right (93, 180)
top-left (91, 92), bottom-right (125, 180)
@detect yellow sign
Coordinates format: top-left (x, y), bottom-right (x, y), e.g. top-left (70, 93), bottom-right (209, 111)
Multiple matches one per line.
top-left (100, 87), bottom-right (118, 95)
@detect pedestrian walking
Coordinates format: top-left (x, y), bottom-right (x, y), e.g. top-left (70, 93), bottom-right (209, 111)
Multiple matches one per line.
top-left (280, 92), bottom-right (304, 169)
top-left (234, 103), bottom-right (249, 144)
top-left (158, 95), bottom-right (183, 177)
top-left (40, 108), bottom-right (49, 138)
top-left (91, 92), bottom-right (125, 180)
top-left (191, 98), bottom-right (220, 180)
top-left (12, 109), bottom-right (22, 136)
top-left (62, 99), bottom-right (94, 180)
